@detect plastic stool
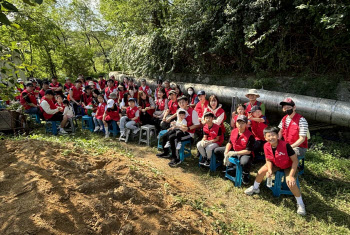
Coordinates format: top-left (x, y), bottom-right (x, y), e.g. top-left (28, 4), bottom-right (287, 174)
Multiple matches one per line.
top-left (82, 115), bottom-right (94, 132)
top-left (139, 125), bottom-right (156, 146)
top-left (109, 121), bottom-right (120, 137)
top-left (30, 114), bottom-right (41, 124)
top-left (157, 130), bottom-right (168, 149)
top-left (45, 121), bottom-right (60, 135)
top-left (225, 157), bottom-right (243, 187)
top-left (178, 139), bottom-right (192, 162)
top-left (267, 170), bottom-right (301, 197)
top-left (199, 152), bottom-right (222, 172)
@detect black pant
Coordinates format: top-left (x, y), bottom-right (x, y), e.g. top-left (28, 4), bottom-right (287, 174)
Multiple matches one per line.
top-left (214, 147), bottom-right (252, 174)
top-left (140, 112), bottom-right (155, 126)
top-left (162, 130), bottom-right (192, 160)
top-left (253, 140), bottom-right (266, 156)
top-left (47, 112), bottom-right (63, 122)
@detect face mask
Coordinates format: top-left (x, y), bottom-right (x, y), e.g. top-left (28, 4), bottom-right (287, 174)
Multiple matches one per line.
top-left (188, 90), bottom-right (193, 95)
top-left (284, 109), bottom-right (293, 115)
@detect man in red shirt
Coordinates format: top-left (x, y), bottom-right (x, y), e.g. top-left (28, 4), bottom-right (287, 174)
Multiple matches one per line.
top-left (49, 76), bottom-right (63, 96)
top-left (98, 75), bottom-right (106, 91)
top-left (69, 80), bottom-right (83, 115)
top-left (20, 82), bottom-right (40, 115)
top-left (244, 126), bottom-right (306, 216)
top-left (39, 81), bottom-right (50, 99)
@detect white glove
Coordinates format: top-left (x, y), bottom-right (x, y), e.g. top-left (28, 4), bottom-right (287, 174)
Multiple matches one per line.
top-left (227, 151), bottom-right (238, 157)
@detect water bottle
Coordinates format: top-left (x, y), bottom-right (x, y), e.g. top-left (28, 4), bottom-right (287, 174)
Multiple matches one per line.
top-left (267, 176), bottom-right (273, 187)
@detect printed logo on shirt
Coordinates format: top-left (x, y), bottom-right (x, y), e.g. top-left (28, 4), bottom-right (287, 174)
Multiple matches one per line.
top-left (241, 139), bottom-right (246, 142)
top-left (278, 152), bottom-right (286, 156)
top-left (292, 122), bottom-right (297, 125)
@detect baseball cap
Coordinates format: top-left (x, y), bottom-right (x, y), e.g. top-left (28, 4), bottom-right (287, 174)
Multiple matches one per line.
top-left (236, 115), bottom-right (248, 123)
top-left (249, 105), bottom-right (261, 113)
top-left (168, 90), bottom-right (176, 95)
top-left (88, 81), bottom-right (95, 86)
top-left (109, 92), bottom-right (117, 99)
top-left (197, 90), bottom-right (206, 96)
top-left (280, 97), bottom-right (295, 107)
top-left (106, 99), bottom-right (114, 108)
top-left (128, 98), bottom-right (136, 102)
top-left (141, 78), bottom-right (146, 82)
top-left (17, 78), bottom-right (23, 83)
top-left (25, 82), bottom-right (34, 87)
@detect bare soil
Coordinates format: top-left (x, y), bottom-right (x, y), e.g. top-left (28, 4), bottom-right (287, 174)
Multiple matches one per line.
top-left (0, 139), bottom-right (225, 235)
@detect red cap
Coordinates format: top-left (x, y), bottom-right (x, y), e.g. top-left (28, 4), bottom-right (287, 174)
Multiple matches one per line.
top-left (280, 98), bottom-right (295, 107)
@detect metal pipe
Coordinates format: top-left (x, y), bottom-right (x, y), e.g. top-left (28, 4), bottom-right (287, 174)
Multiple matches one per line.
top-left (110, 72), bottom-right (350, 128)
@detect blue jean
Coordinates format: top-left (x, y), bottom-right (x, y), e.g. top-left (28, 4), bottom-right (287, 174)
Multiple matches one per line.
top-left (93, 117), bottom-right (103, 128)
top-left (25, 107), bottom-right (40, 115)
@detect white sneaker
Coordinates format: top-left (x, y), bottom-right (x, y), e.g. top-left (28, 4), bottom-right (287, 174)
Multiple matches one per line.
top-left (133, 128), bottom-right (140, 135)
top-left (120, 131), bottom-right (125, 138)
top-left (164, 141), bottom-right (171, 148)
top-left (59, 128), bottom-right (68, 134)
top-left (99, 126), bottom-right (104, 131)
top-left (244, 186), bottom-right (260, 195)
top-left (94, 126), bottom-right (100, 132)
top-left (105, 133), bottom-right (110, 138)
top-left (176, 142), bottom-right (182, 150)
top-left (297, 204), bottom-right (306, 216)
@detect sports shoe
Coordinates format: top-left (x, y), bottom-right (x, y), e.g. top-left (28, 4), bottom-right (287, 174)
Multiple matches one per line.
top-left (297, 204), bottom-right (306, 216)
top-left (133, 128), bottom-right (140, 135)
top-left (176, 142), bottom-right (182, 150)
top-left (164, 141), bottom-right (171, 148)
top-left (119, 131), bottom-right (125, 138)
top-left (199, 157), bottom-right (206, 164)
top-left (203, 160), bottom-right (210, 167)
top-left (104, 134), bottom-right (109, 138)
top-left (156, 151), bottom-right (170, 158)
top-left (59, 128), bottom-right (68, 134)
top-left (244, 186), bottom-right (260, 195)
top-left (94, 126), bottom-right (100, 132)
top-left (168, 159), bottom-right (181, 167)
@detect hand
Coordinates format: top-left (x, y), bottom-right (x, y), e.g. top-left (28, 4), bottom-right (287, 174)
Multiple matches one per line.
top-left (180, 125), bottom-right (188, 132)
top-left (58, 107), bottom-right (63, 112)
top-left (223, 152), bottom-right (229, 166)
top-left (227, 151), bottom-right (238, 157)
top-left (141, 109), bottom-right (146, 112)
top-left (266, 171), bottom-right (273, 178)
top-left (166, 117), bottom-right (172, 123)
top-left (286, 176), bottom-right (296, 188)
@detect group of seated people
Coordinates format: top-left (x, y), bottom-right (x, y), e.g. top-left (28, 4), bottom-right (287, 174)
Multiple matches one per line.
top-left (15, 74), bottom-right (308, 216)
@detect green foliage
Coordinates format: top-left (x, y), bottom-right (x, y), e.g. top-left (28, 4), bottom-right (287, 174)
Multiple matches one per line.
top-left (100, 0), bottom-right (350, 77)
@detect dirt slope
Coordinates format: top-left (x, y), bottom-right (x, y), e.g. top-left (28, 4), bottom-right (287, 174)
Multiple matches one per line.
top-left (0, 139), bottom-right (225, 235)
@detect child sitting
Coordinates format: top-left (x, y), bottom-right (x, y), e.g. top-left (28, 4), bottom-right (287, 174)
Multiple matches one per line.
top-left (55, 94), bottom-right (65, 112)
top-left (119, 98), bottom-right (140, 137)
top-left (93, 94), bottom-right (106, 132)
top-left (62, 99), bottom-right (74, 119)
top-left (103, 99), bottom-right (121, 138)
top-left (164, 109), bottom-right (188, 150)
top-left (198, 112), bottom-right (223, 166)
top-left (231, 104), bottom-right (246, 129)
top-left (248, 105), bottom-right (268, 155)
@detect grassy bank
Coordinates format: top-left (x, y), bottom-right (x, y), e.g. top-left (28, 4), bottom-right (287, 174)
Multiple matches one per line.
top-left (2, 126), bottom-right (350, 234)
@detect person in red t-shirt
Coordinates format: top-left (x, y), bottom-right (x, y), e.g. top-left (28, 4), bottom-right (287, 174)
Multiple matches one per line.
top-left (187, 87), bottom-right (198, 108)
top-left (64, 78), bottom-right (74, 93)
top-left (20, 82), bottom-right (40, 115)
top-left (194, 90), bottom-right (209, 122)
top-left (154, 79), bottom-right (163, 101)
top-left (198, 112), bottom-right (223, 167)
top-left (163, 80), bottom-right (172, 97)
top-left (103, 99), bottom-right (121, 138)
top-left (119, 98), bottom-right (140, 137)
top-left (138, 90), bottom-right (155, 126)
top-left (49, 76), bottom-right (63, 96)
top-left (153, 87), bottom-right (168, 131)
top-left (244, 126), bottom-right (306, 216)
top-left (230, 104), bottom-right (246, 129)
top-left (244, 89), bottom-right (265, 116)
top-left (214, 115), bottom-right (255, 184)
top-left (39, 81), bottom-right (50, 99)
top-left (69, 80), bottom-right (83, 115)
top-left (93, 94), bottom-right (106, 132)
top-left (98, 75), bottom-right (106, 91)
top-left (248, 105), bottom-right (268, 155)
top-left (160, 90), bottom-right (178, 130)
top-left (55, 94), bottom-right (65, 112)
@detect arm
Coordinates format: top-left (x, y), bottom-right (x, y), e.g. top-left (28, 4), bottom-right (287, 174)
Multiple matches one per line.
top-left (40, 100), bottom-right (59, 115)
top-left (266, 160), bottom-right (274, 177)
top-left (290, 136), bottom-right (306, 148)
top-left (131, 110), bottom-right (139, 121)
top-left (286, 154), bottom-right (299, 187)
top-left (213, 111), bottom-right (225, 126)
top-left (249, 117), bottom-right (265, 123)
top-left (69, 90), bottom-right (79, 105)
top-left (230, 113), bottom-right (236, 128)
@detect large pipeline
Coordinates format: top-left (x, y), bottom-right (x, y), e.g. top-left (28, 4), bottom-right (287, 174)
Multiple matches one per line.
top-left (109, 72), bottom-right (350, 128)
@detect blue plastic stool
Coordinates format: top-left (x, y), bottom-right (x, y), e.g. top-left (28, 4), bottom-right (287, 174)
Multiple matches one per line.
top-left (82, 115), bottom-right (94, 132)
top-left (104, 120), bottom-right (120, 137)
top-left (45, 121), bottom-right (60, 135)
top-left (225, 157), bottom-right (243, 187)
top-left (30, 114), bottom-right (41, 124)
top-left (267, 170), bottom-right (301, 197)
top-left (157, 130), bottom-right (168, 149)
top-left (199, 152), bottom-right (222, 172)
top-left (0, 100), bottom-right (6, 109)
top-left (178, 139), bottom-right (192, 162)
